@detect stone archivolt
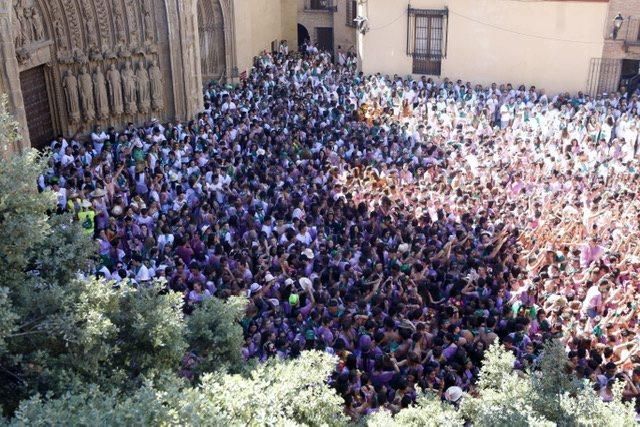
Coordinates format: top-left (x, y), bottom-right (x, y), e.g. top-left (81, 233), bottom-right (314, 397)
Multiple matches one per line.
top-left (3, 0), bottom-right (236, 147)
top-left (12, 0), bottom-right (167, 132)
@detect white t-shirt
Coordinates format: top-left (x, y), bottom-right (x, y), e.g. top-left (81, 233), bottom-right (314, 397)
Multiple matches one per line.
top-left (581, 285), bottom-right (602, 313)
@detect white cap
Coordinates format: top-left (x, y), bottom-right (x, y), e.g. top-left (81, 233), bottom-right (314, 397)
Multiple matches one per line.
top-left (249, 282), bottom-right (262, 296)
top-left (299, 277), bottom-right (313, 292)
top-left (444, 386), bottom-right (463, 403)
top-left (302, 248), bottom-right (315, 259)
top-left (268, 298), bottom-right (280, 307)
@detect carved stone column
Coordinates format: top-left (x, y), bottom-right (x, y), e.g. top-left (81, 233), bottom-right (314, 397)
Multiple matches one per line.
top-left (180, 0), bottom-right (201, 118)
top-left (164, 0), bottom-right (187, 120)
top-left (219, 0), bottom-right (237, 83)
top-left (0, 0), bottom-right (28, 151)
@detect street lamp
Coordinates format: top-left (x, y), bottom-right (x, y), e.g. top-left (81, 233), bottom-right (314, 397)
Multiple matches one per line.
top-left (613, 13), bottom-right (624, 40)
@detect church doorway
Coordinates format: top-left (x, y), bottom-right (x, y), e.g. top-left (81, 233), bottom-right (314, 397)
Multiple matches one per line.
top-left (298, 24), bottom-right (310, 49)
top-left (19, 66), bottom-right (54, 150)
top-left (197, 0), bottom-right (227, 85)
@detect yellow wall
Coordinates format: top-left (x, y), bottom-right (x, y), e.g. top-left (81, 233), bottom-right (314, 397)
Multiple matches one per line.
top-left (361, 0), bottom-right (608, 94)
top-left (282, 0), bottom-right (299, 50)
top-left (234, 0), bottom-right (296, 75)
top-left (334, 0), bottom-right (357, 52)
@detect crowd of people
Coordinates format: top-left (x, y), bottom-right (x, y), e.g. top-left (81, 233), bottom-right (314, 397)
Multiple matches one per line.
top-left (39, 42), bottom-right (640, 419)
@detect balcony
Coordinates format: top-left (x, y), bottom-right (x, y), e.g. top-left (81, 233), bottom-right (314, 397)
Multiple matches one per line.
top-left (304, 0), bottom-right (337, 12)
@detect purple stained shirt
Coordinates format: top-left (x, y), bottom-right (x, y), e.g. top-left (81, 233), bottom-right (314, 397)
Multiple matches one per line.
top-left (371, 370), bottom-right (395, 387)
top-left (442, 344), bottom-right (458, 360)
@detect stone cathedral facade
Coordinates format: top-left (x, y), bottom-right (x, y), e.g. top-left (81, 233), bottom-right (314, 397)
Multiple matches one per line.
top-left (0, 0), bottom-right (295, 151)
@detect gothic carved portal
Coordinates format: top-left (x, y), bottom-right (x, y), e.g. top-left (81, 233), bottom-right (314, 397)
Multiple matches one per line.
top-left (7, 0), bottom-right (174, 139)
top-left (2, 0), bottom-right (235, 147)
top-left (197, 0), bottom-right (226, 84)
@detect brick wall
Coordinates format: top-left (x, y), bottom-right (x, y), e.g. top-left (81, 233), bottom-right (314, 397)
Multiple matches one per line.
top-left (602, 0), bottom-right (640, 59)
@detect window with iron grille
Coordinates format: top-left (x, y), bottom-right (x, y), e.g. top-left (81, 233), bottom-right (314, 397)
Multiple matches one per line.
top-left (407, 8), bottom-right (448, 75)
top-left (309, 0), bottom-right (330, 10)
top-left (346, 0), bottom-right (357, 27)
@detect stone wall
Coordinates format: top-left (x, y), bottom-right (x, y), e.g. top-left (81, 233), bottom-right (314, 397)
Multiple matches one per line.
top-left (297, 0), bottom-right (333, 46)
top-left (333, 0), bottom-right (356, 53)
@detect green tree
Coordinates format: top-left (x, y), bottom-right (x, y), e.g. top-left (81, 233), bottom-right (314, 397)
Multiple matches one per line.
top-left (11, 351), bottom-right (347, 427)
top-left (529, 339), bottom-right (579, 424)
top-left (460, 343), bottom-right (548, 426)
top-left (459, 342), bottom-right (637, 427)
top-left (186, 296), bottom-right (247, 376)
top-left (0, 98), bottom-right (186, 415)
top-left (367, 393), bottom-right (463, 427)
top-left (40, 280), bottom-right (187, 396)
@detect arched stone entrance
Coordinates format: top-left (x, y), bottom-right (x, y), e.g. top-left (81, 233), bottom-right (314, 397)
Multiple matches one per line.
top-left (197, 0), bottom-right (226, 85)
top-left (0, 0), bottom-right (238, 148)
top-left (298, 24), bottom-right (310, 48)
top-left (5, 0), bottom-right (177, 142)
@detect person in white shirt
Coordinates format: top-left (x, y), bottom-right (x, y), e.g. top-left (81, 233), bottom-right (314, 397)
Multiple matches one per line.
top-left (295, 223), bottom-right (313, 246)
top-left (581, 280), bottom-right (609, 319)
top-left (60, 146), bottom-right (75, 167)
top-left (221, 95), bottom-right (237, 112)
top-left (91, 126), bottom-right (108, 154)
top-left (500, 100), bottom-right (514, 129)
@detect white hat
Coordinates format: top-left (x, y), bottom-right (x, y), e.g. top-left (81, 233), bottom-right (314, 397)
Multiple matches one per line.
top-left (90, 188), bottom-right (107, 198)
top-left (268, 298), bottom-right (280, 307)
top-left (302, 248), bottom-right (315, 259)
top-left (444, 386), bottom-right (463, 403)
top-left (398, 243), bottom-right (410, 254)
top-left (265, 273), bottom-right (276, 282)
top-left (299, 277), bottom-right (313, 292)
top-left (256, 148), bottom-right (266, 156)
top-left (81, 200), bottom-right (92, 208)
top-left (249, 282), bottom-right (262, 296)
top-left (285, 278), bottom-right (295, 286)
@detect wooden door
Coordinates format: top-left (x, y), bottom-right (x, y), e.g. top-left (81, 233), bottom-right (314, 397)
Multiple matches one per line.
top-left (20, 66), bottom-right (54, 150)
top-left (316, 27), bottom-right (334, 55)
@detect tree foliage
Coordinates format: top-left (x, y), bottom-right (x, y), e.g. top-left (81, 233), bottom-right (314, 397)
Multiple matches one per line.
top-left (186, 296), bottom-right (247, 376)
top-left (0, 99), bottom-right (187, 415)
top-left (11, 351), bottom-right (347, 427)
top-left (459, 342), bottom-right (637, 427)
top-left (367, 393), bottom-right (463, 427)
